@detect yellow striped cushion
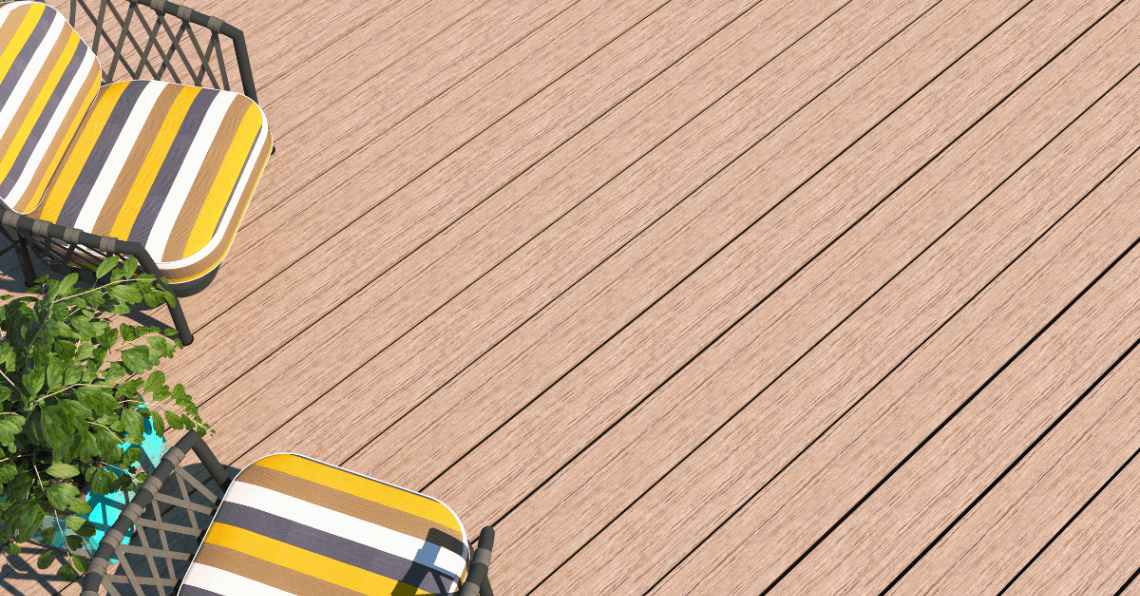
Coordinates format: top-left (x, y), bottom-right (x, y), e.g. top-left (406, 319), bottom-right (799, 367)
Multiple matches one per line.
top-left (28, 78), bottom-right (272, 285)
top-left (180, 454), bottom-right (470, 596)
top-left (0, 1), bottom-right (101, 214)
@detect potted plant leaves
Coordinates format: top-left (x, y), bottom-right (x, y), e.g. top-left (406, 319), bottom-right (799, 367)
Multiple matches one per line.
top-left (0, 255), bottom-right (211, 580)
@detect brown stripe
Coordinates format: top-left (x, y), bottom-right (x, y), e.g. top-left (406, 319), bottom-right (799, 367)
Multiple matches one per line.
top-left (163, 96), bottom-right (249, 262)
top-left (192, 543), bottom-right (369, 596)
top-left (234, 466), bottom-right (465, 552)
top-left (0, 24), bottom-right (69, 209)
top-left (162, 128), bottom-right (271, 280)
top-left (0, 5), bottom-right (32, 50)
top-left (89, 82), bottom-right (180, 236)
top-left (17, 59), bottom-right (99, 214)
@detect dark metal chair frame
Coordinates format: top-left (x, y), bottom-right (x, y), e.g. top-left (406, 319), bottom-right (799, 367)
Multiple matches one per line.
top-left (79, 431), bottom-right (497, 596)
top-left (1, 0), bottom-right (277, 346)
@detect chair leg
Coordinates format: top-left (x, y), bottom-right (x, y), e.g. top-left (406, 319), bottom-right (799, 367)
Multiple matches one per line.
top-left (12, 237), bottom-right (37, 288)
top-left (163, 290), bottom-right (195, 346)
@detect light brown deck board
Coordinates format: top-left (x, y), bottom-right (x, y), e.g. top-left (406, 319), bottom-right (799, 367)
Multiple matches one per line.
top-left (498, 2), bottom-right (1140, 593)
top-left (177, 0), bottom-right (857, 460)
top-left (7, 0), bottom-right (1140, 593)
top-left (974, 407), bottom-right (1140, 596)
top-left (887, 333), bottom-right (1140, 594)
top-left (158, 0), bottom-right (673, 397)
top-left (765, 124), bottom-right (1140, 596)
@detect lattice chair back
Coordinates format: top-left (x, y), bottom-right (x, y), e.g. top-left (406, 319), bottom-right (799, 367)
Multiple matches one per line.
top-left (0, 1), bottom-right (102, 214)
top-left (81, 431), bottom-right (233, 596)
top-left (29, 0), bottom-right (259, 102)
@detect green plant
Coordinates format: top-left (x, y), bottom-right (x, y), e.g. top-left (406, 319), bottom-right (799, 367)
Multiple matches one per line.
top-left (0, 255), bottom-right (211, 580)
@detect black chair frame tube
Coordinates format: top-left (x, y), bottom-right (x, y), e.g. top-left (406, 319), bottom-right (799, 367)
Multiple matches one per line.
top-left (0, 210), bottom-right (196, 346)
top-left (459, 526), bottom-right (496, 596)
top-left (79, 430), bottom-right (229, 596)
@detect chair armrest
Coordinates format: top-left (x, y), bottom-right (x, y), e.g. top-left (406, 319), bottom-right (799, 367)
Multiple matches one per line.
top-left (458, 526), bottom-right (495, 596)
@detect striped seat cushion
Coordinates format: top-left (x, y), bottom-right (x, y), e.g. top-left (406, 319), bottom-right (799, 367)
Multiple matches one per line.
top-left (27, 78), bottom-right (272, 285)
top-left (0, 1), bottom-right (101, 213)
top-left (180, 454), bottom-right (470, 596)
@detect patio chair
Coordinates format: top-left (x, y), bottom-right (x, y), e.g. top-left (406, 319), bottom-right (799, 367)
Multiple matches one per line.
top-left (80, 431), bottom-right (497, 595)
top-left (0, 0), bottom-right (275, 346)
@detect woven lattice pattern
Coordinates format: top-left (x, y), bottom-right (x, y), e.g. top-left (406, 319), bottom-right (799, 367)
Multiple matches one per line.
top-left (64, 0), bottom-right (234, 91)
top-left (95, 464), bottom-right (224, 596)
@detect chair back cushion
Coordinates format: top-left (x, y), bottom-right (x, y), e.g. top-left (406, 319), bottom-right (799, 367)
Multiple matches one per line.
top-left (179, 454), bottom-right (471, 595)
top-left (0, 1), bottom-right (100, 213)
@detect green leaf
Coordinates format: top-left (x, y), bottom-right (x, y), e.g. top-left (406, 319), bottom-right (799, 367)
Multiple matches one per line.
top-left (95, 254), bottom-right (120, 280)
top-left (108, 283), bottom-right (142, 306)
top-left (44, 482), bottom-right (80, 512)
top-left (0, 415), bottom-right (24, 450)
top-left (163, 409), bottom-right (183, 430)
top-left (143, 370), bottom-right (166, 396)
top-left (150, 409), bottom-right (165, 438)
top-left (57, 562), bottom-right (77, 581)
top-left (45, 359), bottom-right (65, 393)
top-left (21, 369), bottom-right (44, 397)
top-left (121, 408), bottom-right (144, 444)
top-left (120, 345), bottom-right (155, 375)
top-left (73, 554), bottom-right (89, 573)
top-left (37, 549), bottom-right (54, 569)
top-left (122, 257), bottom-right (139, 279)
top-left (7, 543), bottom-right (19, 555)
top-left (44, 463), bottom-right (79, 479)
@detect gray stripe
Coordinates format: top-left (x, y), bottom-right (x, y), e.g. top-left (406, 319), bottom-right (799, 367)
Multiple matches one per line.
top-left (0, 39), bottom-right (88, 198)
top-left (211, 119), bottom-right (261, 238)
top-left (56, 80), bottom-right (148, 227)
top-left (0, 7), bottom-right (53, 111)
top-left (214, 501), bottom-right (458, 594)
top-left (178, 585), bottom-right (225, 596)
top-left (130, 86), bottom-right (219, 244)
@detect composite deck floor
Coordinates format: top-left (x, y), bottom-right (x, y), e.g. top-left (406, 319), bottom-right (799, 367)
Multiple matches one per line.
top-left (3, 0), bottom-right (1140, 593)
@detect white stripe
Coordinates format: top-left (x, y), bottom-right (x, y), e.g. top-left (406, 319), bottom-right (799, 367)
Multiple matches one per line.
top-left (145, 90), bottom-right (235, 259)
top-left (5, 49), bottom-right (96, 208)
top-left (0, 12), bottom-right (65, 139)
top-left (162, 110), bottom-right (266, 268)
top-left (224, 480), bottom-right (467, 579)
top-left (72, 81), bottom-right (165, 232)
top-left (180, 564), bottom-right (298, 596)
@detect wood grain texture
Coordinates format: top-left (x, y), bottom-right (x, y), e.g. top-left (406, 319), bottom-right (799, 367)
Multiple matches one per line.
top-left (764, 93), bottom-right (1140, 595)
top-left (886, 327), bottom-right (1140, 594)
top-left (1000, 438), bottom-right (1140, 595)
top-left (157, 0), bottom-right (662, 401)
top-left (183, 0), bottom-right (862, 466)
top-left (514, 3), bottom-right (1140, 594)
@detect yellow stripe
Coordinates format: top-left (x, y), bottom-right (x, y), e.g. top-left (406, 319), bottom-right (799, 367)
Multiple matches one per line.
top-left (205, 523), bottom-right (434, 595)
top-left (253, 454), bottom-right (462, 534)
top-left (0, 6), bottom-right (66, 174)
top-left (183, 102), bottom-right (261, 257)
top-left (0, 5), bottom-right (45, 76)
top-left (25, 63), bottom-right (97, 214)
top-left (38, 80), bottom-right (125, 222)
top-left (110, 85), bottom-right (199, 239)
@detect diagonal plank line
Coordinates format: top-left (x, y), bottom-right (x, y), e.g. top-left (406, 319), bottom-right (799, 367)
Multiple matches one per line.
top-left (224, 0), bottom-right (859, 462)
top-left (992, 422), bottom-right (1140, 595)
top-left (755, 104), bottom-right (1140, 596)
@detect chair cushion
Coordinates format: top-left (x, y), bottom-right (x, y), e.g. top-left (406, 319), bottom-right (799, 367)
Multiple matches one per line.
top-left (0, 1), bottom-right (101, 213)
top-left (26, 78), bottom-right (271, 285)
top-left (179, 454), bottom-right (470, 596)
